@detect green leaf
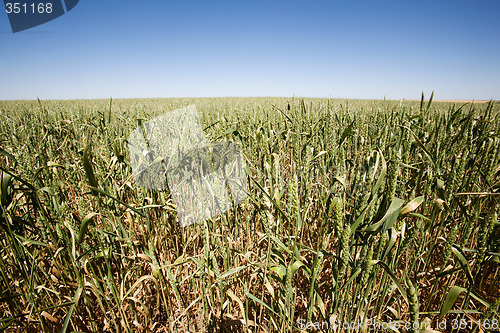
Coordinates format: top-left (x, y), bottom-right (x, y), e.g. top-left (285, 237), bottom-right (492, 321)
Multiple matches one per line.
top-left (338, 119), bottom-right (355, 146)
top-left (426, 91), bottom-right (434, 112)
top-left (249, 177), bottom-right (289, 223)
top-left (451, 245), bottom-right (473, 286)
top-left (89, 186), bottom-right (145, 217)
top-left (375, 261), bottom-right (409, 305)
top-left (351, 194), bottom-right (379, 234)
top-left (220, 265), bottom-right (248, 280)
top-left (270, 265), bottom-right (286, 281)
top-left (245, 292), bottom-right (282, 318)
top-left (270, 235), bottom-right (292, 256)
top-left (293, 244), bottom-right (301, 260)
top-left (470, 290), bottom-right (490, 308)
top-left (311, 150), bottom-right (329, 162)
top-left (78, 212), bottom-right (98, 244)
top-left (381, 228), bottom-right (398, 260)
top-left (61, 286), bottom-right (82, 333)
top-left (405, 126), bottom-right (435, 165)
top-left (333, 176), bottom-right (347, 188)
top-left (83, 130), bottom-right (99, 196)
top-left (406, 213), bottom-right (430, 220)
top-left (0, 318), bottom-right (15, 331)
top-left (291, 260), bottom-right (307, 276)
top-left (371, 149), bottom-right (387, 197)
top-left (14, 234), bottom-right (47, 247)
top-left (108, 97), bottom-right (112, 124)
top-left (1, 173), bottom-right (12, 206)
top-left (439, 286), bottom-right (467, 318)
top-left (436, 178), bottom-right (446, 200)
top-left (339, 267), bottom-right (362, 291)
top-left (0, 147), bottom-right (17, 164)
top-left (272, 104), bottom-right (293, 124)
top-left (400, 196), bottom-right (424, 215)
top-left (365, 198), bottom-right (404, 232)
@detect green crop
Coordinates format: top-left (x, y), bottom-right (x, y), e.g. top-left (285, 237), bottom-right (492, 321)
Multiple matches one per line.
top-left (0, 96), bottom-right (498, 332)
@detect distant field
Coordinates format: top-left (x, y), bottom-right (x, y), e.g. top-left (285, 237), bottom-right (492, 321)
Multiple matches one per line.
top-left (0, 97), bottom-right (499, 332)
top-left (433, 100), bottom-right (492, 103)
top-left (408, 99), bottom-right (494, 104)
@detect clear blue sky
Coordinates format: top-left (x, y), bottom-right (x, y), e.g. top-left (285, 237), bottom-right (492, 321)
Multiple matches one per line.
top-left (1, 0), bottom-right (499, 100)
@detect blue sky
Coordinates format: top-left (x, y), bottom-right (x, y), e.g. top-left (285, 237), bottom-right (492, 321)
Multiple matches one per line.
top-left (1, 0), bottom-right (499, 100)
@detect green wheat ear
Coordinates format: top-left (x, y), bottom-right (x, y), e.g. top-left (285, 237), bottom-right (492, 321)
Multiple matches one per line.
top-left (443, 224), bottom-right (458, 264)
top-left (306, 250), bottom-right (324, 322)
top-left (477, 209), bottom-right (497, 265)
top-left (407, 277), bottom-right (420, 333)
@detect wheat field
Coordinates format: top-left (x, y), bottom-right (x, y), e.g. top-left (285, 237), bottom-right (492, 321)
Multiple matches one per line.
top-left (0, 96), bottom-right (499, 332)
